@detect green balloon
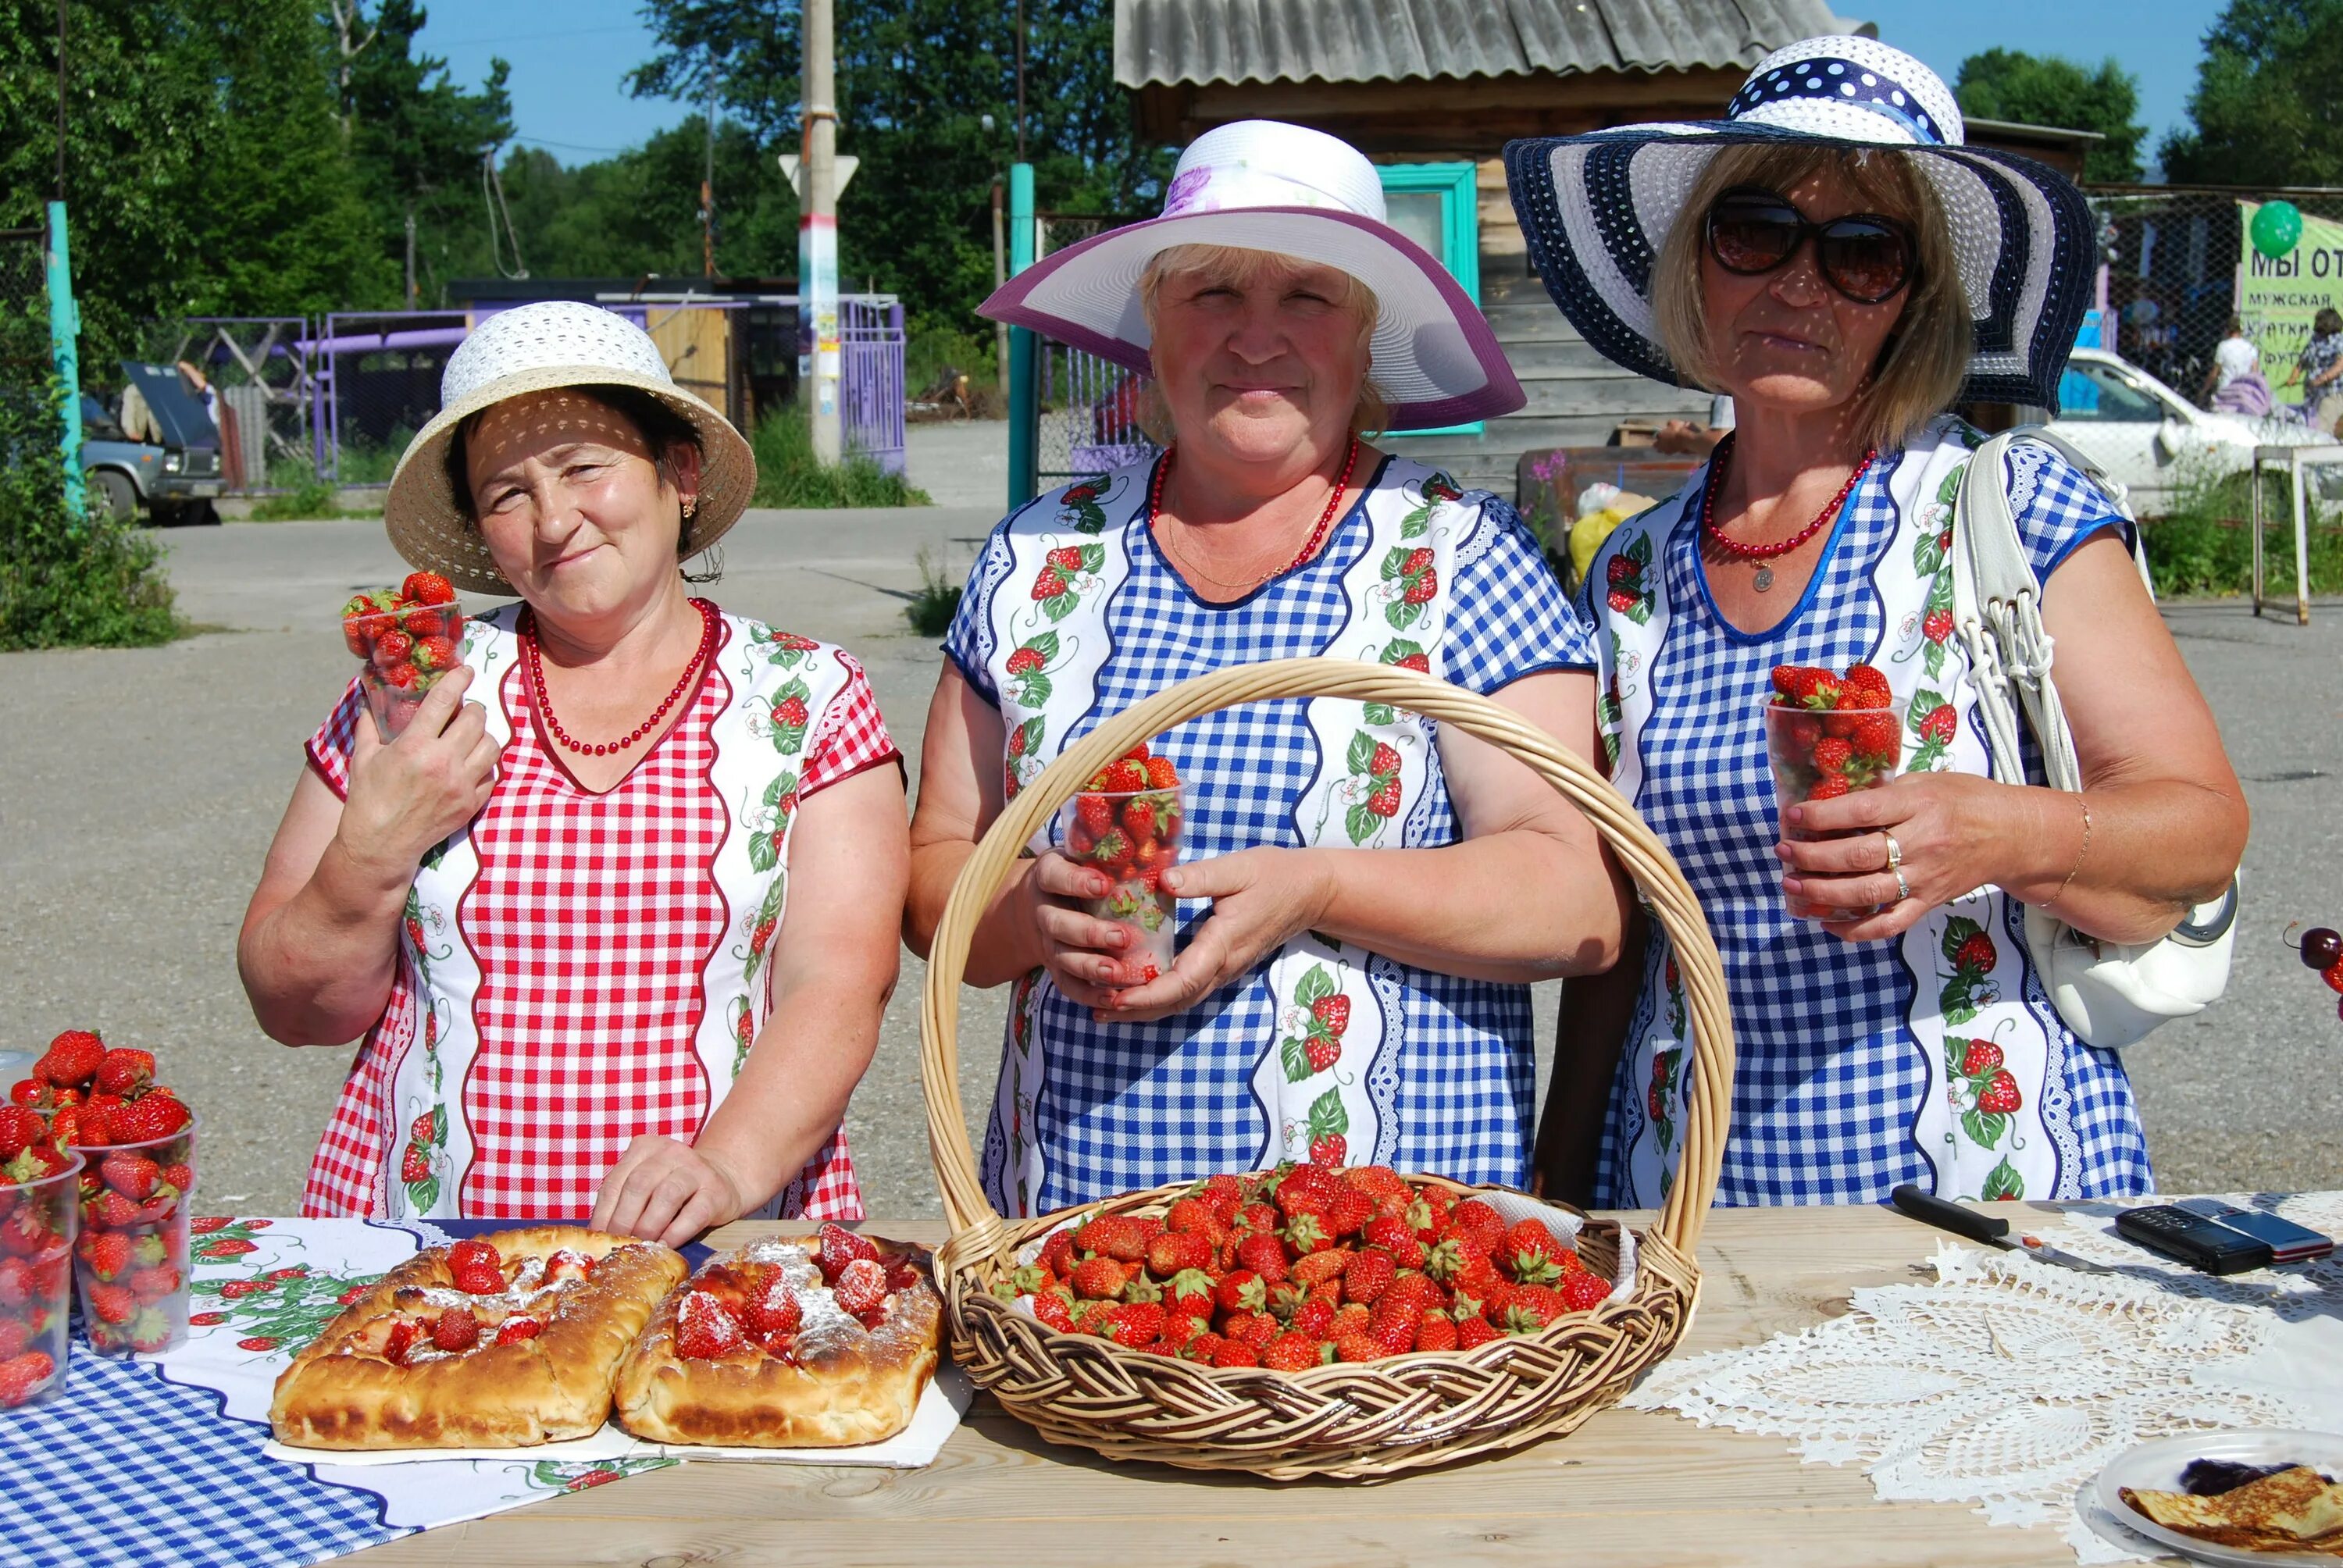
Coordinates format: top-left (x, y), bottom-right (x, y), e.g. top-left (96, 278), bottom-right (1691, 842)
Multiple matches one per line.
top-left (2252, 201), bottom-right (2303, 259)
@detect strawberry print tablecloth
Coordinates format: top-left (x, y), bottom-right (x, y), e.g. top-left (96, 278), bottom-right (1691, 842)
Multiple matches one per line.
top-left (0, 1217), bottom-right (689, 1568)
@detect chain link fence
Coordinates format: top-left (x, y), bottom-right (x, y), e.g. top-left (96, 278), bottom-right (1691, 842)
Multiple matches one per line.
top-left (2089, 185), bottom-right (2343, 414)
top-left (1035, 213), bottom-right (1158, 486)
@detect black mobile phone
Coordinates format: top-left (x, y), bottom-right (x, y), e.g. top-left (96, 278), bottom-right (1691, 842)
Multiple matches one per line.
top-left (2116, 1204), bottom-right (2275, 1274)
top-left (2178, 1200), bottom-right (2335, 1264)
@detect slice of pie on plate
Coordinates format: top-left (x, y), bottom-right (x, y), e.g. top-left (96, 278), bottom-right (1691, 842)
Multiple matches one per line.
top-left (270, 1225), bottom-right (687, 1449)
top-left (2123, 1465), bottom-right (2343, 1554)
top-left (613, 1224), bottom-right (942, 1448)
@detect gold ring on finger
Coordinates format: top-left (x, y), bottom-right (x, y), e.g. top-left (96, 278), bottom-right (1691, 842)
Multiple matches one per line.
top-left (1882, 832), bottom-right (1903, 871)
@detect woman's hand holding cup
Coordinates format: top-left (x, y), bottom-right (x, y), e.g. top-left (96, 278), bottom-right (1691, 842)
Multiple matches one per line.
top-left (1018, 851), bottom-right (1154, 1007)
top-left (340, 665), bottom-right (500, 878)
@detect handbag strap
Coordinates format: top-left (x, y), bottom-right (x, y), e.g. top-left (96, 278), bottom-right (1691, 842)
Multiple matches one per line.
top-left (1950, 429), bottom-right (2136, 794)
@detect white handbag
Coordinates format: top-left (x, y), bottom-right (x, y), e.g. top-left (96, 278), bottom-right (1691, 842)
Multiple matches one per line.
top-left (1951, 429), bottom-right (2239, 1049)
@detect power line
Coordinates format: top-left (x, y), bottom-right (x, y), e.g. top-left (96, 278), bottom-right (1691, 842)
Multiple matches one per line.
top-left (423, 21), bottom-right (643, 48)
top-left (508, 133), bottom-right (633, 155)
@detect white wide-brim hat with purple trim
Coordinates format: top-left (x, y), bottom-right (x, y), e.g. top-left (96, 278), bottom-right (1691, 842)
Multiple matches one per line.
top-left (1503, 35), bottom-right (2094, 410)
top-left (979, 119), bottom-right (1524, 430)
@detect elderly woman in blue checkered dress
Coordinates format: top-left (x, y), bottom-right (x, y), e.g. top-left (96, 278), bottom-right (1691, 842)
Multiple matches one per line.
top-left (1507, 37), bottom-right (2248, 1206)
top-left (904, 121), bottom-right (1629, 1217)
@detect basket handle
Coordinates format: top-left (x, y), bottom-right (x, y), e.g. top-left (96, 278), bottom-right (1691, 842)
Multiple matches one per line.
top-left (918, 658), bottom-right (1737, 1256)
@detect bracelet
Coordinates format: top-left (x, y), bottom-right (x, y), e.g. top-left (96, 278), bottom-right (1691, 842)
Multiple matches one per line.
top-left (2040, 793), bottom-right (2092, 914)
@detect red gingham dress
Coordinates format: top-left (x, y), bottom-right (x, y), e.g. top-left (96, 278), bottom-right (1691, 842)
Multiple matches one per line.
top-left (298, 604), bottom-right (897, 1222)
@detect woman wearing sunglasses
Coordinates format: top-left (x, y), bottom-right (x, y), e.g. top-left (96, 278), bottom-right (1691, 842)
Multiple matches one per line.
top-left (1505, 37), bottom-right (2247, 1208)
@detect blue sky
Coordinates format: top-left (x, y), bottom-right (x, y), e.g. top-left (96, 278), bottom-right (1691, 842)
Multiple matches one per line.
top-left (415, 0), bottom-right (2225, 169)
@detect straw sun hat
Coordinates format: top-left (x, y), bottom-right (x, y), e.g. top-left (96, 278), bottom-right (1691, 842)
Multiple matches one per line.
top-left (1503, 35), bottom-right (2095, 410)
top-left (979, 119), bottom-right (1524, 430)
top-left (384, 300), bottom-right (757, 595)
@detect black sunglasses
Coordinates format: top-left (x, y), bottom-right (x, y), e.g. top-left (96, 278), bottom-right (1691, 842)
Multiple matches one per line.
top-left (1704, 187), bottom-right (1916, 305)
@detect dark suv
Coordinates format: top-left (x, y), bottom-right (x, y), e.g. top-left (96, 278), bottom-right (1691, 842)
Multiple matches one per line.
top-left (80, 362), bottom-right (223, 526)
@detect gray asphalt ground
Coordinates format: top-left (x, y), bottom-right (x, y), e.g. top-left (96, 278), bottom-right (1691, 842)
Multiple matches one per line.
top-left (2, 435), bottom-right (2336, 1213)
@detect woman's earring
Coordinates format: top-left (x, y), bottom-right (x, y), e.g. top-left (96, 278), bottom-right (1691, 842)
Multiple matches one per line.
top-left (682, 497), bottom-right (698, 519)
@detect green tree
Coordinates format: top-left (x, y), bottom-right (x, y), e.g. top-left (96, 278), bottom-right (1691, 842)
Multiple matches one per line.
top-left (338, 0), bottom-right (515, 307)
top-left (181, 0), bottom-right (392, 316)
top-left (2160, 0), bottom-right (2343, 186)
top-left (492, 119), bottom-right (799, 283)
top-left (628, 0), bottom-right (1170, 334)
top-left (1954, 49), bottom-right (2147, 182)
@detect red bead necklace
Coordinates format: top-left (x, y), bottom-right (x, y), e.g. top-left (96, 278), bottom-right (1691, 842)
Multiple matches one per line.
top-left (1701, 434), bottom-right (1877, 591)
top-left (1147, 437), bottom-right (1361, 591)
top-left (522, 597), bottom-right (717, 757)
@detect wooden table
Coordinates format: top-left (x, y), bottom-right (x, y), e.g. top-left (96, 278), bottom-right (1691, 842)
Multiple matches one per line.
top-left (345, 1205), bottom-right (2116, 1566)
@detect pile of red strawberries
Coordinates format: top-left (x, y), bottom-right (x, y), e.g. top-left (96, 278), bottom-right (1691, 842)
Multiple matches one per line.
top-left (341, 571), bottom-right (465, 693)
top-left (4, 1030), bottom-right (198, 1356)
top-left (1065, 743), bottom-right (1185, 888)
top-left (1768, 661), bottom-right (1902, 796)
top-left (1004, 1164), bottom-right (1613, 1370)
top-left (6, 1028), bottom-right (194, 1153)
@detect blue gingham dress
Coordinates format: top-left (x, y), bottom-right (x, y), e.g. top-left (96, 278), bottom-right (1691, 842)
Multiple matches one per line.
top-left (947, 454), bottom-right (1596, 1216)
top-left (1585, 418), bottom-right (2154, 1207)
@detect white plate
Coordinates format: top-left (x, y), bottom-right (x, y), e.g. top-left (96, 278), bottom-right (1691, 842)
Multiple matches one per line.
top-left (2092, 1429), bottom-right (2343, 1566)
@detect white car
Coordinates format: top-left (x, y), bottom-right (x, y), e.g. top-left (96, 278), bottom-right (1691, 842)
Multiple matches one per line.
top-left (2048, 347), bottom-right (2329, 515)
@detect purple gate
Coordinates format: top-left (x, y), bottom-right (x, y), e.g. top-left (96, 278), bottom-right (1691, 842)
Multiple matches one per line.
top-left (840, 298), bottom-right (906, 474)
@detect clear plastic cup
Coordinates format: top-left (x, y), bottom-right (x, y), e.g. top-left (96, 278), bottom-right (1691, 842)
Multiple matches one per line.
top-left (1057, 784), bottom-right (1184, 982)
top-left (1763, 700), bottom-right (1905, 921)
top-left (342, 597), bottom-right (467, 742)
top-left (68, 1110), bottom-right (196, 1356)
top-left (0, 1153), bottom-right (81, 1407)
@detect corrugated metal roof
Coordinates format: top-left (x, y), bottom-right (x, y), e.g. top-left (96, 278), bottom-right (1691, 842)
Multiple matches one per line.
top-left (1115, 0), bottom-right (1864, 88)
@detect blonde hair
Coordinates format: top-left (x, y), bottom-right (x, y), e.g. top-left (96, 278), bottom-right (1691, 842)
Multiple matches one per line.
top-left (1135, 243), bottom-right (1390, 439)
top-left (1651, 145), bottom-right (1972, 453)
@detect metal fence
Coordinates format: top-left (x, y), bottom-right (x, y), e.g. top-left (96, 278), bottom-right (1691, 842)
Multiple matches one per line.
top-left (2088, 185), bottom-right (2343, 411)
top-left (840, 297), bottom-right (906, 474)
top-left (289, 298), bottom-right (906, 486)
top-left (141, 317), bottom-right (313, 491)
top-left (1035, 213), bottom-right (1157, 486)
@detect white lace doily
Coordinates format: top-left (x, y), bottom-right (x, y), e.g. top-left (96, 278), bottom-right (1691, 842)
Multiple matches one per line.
top-left (1627, 1193), bottom-right (2343, 1563)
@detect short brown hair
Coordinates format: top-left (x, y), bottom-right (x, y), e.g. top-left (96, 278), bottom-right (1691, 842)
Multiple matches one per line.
top-left (1650, 145), bottom-right (1972, 452)
top-left (1136, 244), bottom-right (1390, 437)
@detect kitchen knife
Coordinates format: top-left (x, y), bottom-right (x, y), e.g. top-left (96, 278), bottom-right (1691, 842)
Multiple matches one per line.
top-left (1888, 1184), bottom-right (2116, 1274)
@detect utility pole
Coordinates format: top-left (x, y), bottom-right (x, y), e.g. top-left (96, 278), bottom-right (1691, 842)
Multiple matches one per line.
top-left (800, 0), bottom-right (841, 465)
top-left (1015, 0), bottom-right (1026, 162)
top-left (991, 176), bottom-right (1009, 393)
top-left (701, 84), bottom-right (717, 280)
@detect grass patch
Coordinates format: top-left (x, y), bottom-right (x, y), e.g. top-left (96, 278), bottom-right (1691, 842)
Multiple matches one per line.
top-left (908, 326), bottom-right (998, 393)
top-left (751, 403), bottom-right (931, 508)
top-left (2142, 456), bottom-right (2343, 597)
top-left (904, 546), bottom-right (962, 636)
top-left (248, 468), bottom-right (341, 522)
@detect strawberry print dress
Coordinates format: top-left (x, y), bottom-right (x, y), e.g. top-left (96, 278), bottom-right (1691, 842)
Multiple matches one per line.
top-left (298, 604), bottom-right (899, 1222)
top-left (1585, 418), bottom-right (2152, 1207)
top-left (946, 455), bottom-right (1595, 1217)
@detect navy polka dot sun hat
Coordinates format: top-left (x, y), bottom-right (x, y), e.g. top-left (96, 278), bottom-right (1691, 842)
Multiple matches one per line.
top-left (1503, 34), bottom-right (2095, 411)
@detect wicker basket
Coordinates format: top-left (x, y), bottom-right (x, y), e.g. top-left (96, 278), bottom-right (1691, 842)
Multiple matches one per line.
top-left (918, 657), bottom-right (1735, 1479)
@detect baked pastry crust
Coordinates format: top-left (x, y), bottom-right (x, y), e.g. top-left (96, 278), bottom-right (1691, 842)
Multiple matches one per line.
top-left (613, 1234), bottom-right (942, 1447)
top-left (269, 1225), bottom-right (686, 1450)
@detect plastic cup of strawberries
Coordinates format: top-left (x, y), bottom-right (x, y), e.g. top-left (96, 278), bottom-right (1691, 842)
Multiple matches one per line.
top-left (343, 572), bottom-right (466, 743)
top-left (997, 1164), bottom-right (1620, 1367)
top-left (1764, 662), bottom-right (1906, 921)
top-left (0, 1140), bottom-right (81, 1409)
top-left (1057, 744), bottom-right (1184, 985)
top-left (9, 1029), bottom-right (197, 1357)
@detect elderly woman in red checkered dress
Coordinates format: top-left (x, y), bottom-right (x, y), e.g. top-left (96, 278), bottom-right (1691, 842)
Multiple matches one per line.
top-left (238, 303), bottom-right (908, 1245)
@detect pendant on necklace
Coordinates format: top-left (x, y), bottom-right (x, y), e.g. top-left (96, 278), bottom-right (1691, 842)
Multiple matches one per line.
top-left (1753, 565), bottom-right (1776, 593)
